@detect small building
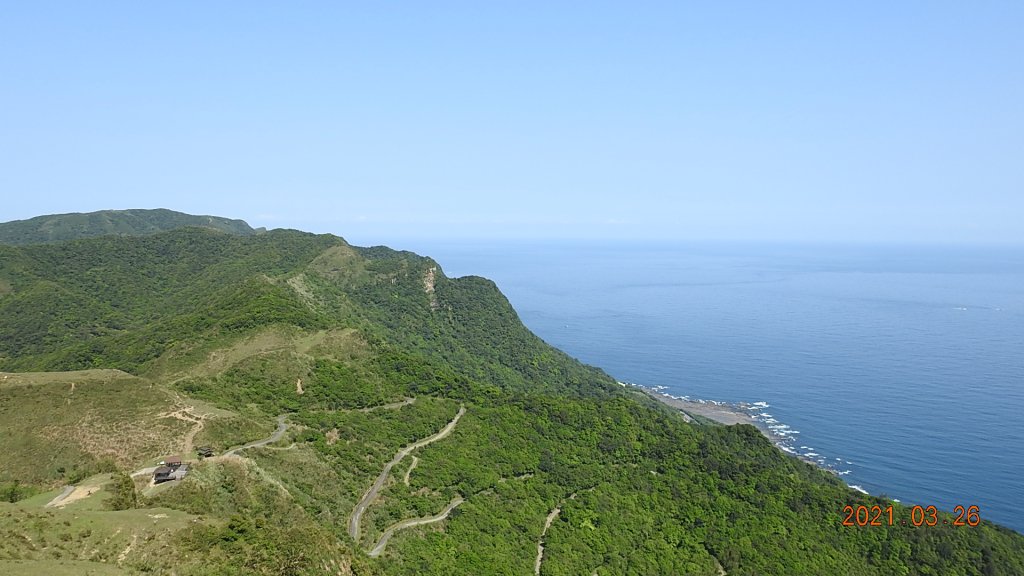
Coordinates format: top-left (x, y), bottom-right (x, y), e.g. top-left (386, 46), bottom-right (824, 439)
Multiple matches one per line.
top-left (165, 456), bottom-right (182, 468)
top-left (154, 464), bottom-right (189, 484)
top-left (170, 464), bottom-right (189, 481)
top-left (196, 446), bottom-right (214, 458)
top-left (153, 466), bottom-right (173, 483)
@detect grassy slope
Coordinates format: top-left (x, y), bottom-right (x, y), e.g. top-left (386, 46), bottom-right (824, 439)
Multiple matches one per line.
top-left (0, 226), bottom-right (1022, 575)
top-left (0, 370), bottom-right (188, 486)
top-left (0, 485), bottom-right (197, 572)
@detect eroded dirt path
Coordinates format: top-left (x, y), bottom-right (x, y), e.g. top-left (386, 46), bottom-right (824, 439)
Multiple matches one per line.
top-left (117, 532), bottom-right (138, 565)
top-left (367, 497), bottom-right (464, 558)
top-left (402, 456), bottom-right (419, 486)
top-left (348, 405), bottom-right (465, 543)
top-left (535, 493), bottom-right (576, 575)
top-left (158, 407), bottom-right (206, 456)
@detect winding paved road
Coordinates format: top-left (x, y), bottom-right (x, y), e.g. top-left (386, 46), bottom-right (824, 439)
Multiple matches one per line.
top-left (43, 485), bottom-right (75, 508)
top-left (348, 405), bottom-right (466, 543)
top-left (367, 497), bottom-right (464, 557)
top-left (224, 414), bottom-right (289, 457)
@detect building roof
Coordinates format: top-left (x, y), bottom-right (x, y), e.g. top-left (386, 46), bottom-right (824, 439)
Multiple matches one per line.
top-left (165, 456), bottom-right (182, 465)
top-left (154, 466), bottom-right (172, 475)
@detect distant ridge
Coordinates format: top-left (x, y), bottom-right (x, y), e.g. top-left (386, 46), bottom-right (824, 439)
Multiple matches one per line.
top-left (0, 208), bottom-right (260, 245)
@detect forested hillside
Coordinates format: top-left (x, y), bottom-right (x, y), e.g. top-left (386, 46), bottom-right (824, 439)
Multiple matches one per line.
top-left (1, 216), bottom-right (1022, 575)
top-left (0, 208), bottom-right (257, 245)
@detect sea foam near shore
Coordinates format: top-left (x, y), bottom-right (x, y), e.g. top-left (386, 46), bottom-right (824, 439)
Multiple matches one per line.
top-left (626, 382), bottom-right (854, 481)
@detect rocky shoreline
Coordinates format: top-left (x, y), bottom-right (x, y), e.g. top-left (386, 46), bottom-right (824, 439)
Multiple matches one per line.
top-left (624, 382), bottom-right (847, 475)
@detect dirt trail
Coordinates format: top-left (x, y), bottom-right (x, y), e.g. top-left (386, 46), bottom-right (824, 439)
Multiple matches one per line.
top-left (359, 397), bottom-right (415, 412)
top-left (535, 493), bottom-right (576, 575)
top-left (117, 533), bottom-right (138, 565)
top-left (224, 414), bottom-right (288, 457)
top-left (402, 456), bottom-right (419, 486)
top-left (367, 497), bottom-right (464, 557)
top-left (348, 405), bottom-right (465, 543)
top-left (159, 407), bottom-right (206, 456)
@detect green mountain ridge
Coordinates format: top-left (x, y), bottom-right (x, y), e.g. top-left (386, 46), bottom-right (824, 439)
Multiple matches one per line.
top-left (0, 208), bottom-right (259, 245)
top-left (0, 211), bottom-right (1022, 575)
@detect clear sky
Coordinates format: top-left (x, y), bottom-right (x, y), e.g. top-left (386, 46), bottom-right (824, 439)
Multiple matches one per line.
top-left (2, 2), bottom-right (1022, 245)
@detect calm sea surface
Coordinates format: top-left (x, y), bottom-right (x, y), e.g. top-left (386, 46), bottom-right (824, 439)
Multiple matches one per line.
top-left (402, 240), bottom-right (1024, 533)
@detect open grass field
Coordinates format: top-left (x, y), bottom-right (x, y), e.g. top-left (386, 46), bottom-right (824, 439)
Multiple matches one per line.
top-left (0, 328), bottom-right (350, 489)
top-left (145, 326), bottom-right (370, 381)
top-left (0, 370), bottom-right (188, 486)
top-left (0, 495), bottom-right (197, 571)
top-left (0, 559), bottom-right (129, 575)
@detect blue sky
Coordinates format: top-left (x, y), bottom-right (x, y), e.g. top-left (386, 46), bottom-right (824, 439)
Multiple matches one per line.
top-left (2, 2), bottom-right (1022, 244)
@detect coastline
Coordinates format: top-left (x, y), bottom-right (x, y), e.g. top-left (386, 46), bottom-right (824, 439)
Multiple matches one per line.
top-left (635, 385), bottom-right (783, 441)
top-left (625, 382), bottom-right (848, 476)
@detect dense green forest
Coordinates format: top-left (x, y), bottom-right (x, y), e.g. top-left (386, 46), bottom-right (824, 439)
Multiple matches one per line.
top-left (1, 212), bottom-right (1022, 575)
top-left (0, 208), bottom-right (257, 245)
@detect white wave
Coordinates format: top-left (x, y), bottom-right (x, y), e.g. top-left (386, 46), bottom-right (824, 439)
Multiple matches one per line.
top-left (849, 485), bottom-right (869, 494)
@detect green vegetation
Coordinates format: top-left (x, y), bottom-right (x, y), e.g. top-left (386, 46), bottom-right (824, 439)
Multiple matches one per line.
top-left (0, 370), bottom-right (187, 487)
top-left (106, 472), bottom-right (138, 511)
top-left (0, 208), bottom-right (257, 245)
top-left (0, 213), bottom-right (1022, 574)
top-left (0, 493), bottom-right (196, 569)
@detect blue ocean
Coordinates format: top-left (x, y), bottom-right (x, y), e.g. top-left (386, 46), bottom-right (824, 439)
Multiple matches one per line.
top-left (408, 240), bottom-right (1024, 533)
